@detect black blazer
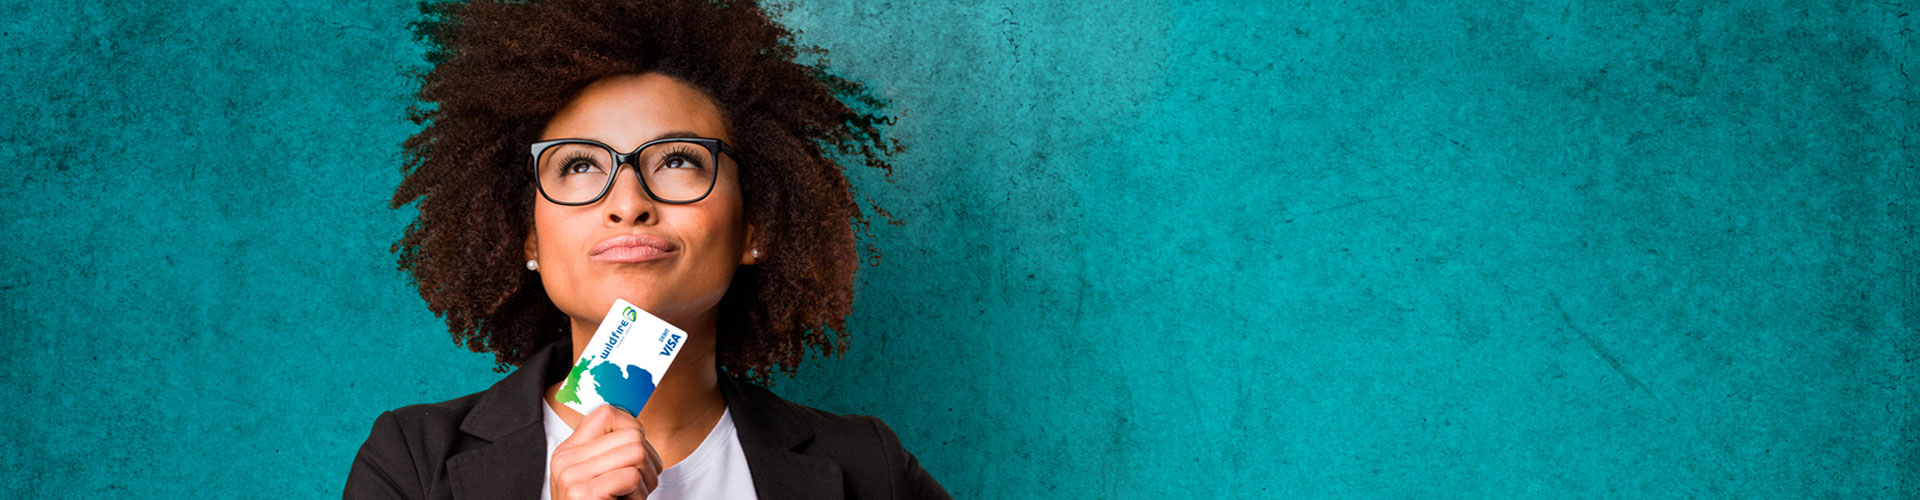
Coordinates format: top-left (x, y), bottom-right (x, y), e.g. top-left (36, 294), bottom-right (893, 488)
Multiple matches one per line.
top-left (344, 339), bottom-right (951, 499)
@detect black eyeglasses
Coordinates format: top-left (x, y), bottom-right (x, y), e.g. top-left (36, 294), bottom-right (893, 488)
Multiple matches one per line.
top-left (528, 137), bottom-right (735, 205)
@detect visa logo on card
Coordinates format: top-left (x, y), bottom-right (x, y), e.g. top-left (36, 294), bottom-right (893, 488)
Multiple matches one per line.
top-left (554, 299), bottom-right (687, 415)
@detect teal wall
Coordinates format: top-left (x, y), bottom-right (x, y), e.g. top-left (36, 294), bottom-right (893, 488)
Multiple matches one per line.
top-left (3, 0), bottom-right (1913, 497)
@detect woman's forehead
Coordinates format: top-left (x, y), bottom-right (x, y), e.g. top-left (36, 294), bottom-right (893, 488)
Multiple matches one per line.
top-left (540, 73), bottom-right (730, 148)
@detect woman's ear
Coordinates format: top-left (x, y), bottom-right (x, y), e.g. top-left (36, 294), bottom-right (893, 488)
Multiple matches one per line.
top-left (739, 223), bottom-right (760, 265)
top-left (523, 229), bottom-right (539, 263)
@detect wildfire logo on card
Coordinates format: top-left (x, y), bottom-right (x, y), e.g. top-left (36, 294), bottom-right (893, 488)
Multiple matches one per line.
top-left (623, 306), bottom-right (638, 322)
top-left (599, 317), bottom-right (631, 360)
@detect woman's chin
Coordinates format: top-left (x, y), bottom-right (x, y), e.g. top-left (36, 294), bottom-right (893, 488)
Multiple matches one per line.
top-left (596, 289), bottom-right (663, 312)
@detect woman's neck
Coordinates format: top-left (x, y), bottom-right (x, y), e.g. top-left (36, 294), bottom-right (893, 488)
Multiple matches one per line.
top-left (547, 307), bottom-right (727, 468)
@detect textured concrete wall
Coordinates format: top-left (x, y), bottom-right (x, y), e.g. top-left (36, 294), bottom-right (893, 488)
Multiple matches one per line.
top-left (2, 0), bottom-right (1912, 497)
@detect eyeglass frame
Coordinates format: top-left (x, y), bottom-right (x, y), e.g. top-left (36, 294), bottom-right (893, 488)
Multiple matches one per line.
top-left (527, 137), bottom-right (736, 206)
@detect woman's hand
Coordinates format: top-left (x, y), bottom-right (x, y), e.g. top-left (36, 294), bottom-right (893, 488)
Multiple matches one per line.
top-left (550, 405), bottom-right (665, 500)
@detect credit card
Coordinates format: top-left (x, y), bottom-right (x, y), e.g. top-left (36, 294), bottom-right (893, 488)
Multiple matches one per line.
top-left (554, 299), bottom-right (688, 416)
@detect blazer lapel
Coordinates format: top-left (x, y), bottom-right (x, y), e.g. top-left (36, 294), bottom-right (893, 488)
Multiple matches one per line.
top-left (447, 424), bottom-right (546, 499)
top-left (738, 444), bottom-right (845, 500)
top-left (447, 341), bottom-right (571, 500)
top-left (720, 374), bottom-right (846, 500)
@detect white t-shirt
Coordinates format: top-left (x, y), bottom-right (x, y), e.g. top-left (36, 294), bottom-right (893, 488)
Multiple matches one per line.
top-left (540, 402), bottom-right (759, 499)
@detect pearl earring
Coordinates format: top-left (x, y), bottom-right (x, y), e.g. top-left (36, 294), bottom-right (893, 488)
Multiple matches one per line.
top-left (751, 248), bottom-right (762, 260)
top-left (526, 259), bottom-right (539, 271)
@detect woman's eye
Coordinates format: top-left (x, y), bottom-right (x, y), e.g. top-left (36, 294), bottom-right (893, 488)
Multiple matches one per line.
top-left (660, 154), bottom-right (703, 170)
top-left (564, 160), bottom-right (598, 175)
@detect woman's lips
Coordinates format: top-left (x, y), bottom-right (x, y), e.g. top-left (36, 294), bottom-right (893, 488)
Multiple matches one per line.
top-left (589, 234), bottom-right (677, 263)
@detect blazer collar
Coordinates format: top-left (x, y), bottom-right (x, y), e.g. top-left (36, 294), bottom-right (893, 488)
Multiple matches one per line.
top-left (459, 340), bottom-right (570, 441)
top-left (719, 373), bottom-right (846, 499)
top-left (447, 339), bottom-right (570, 499)
top-left (448, 339), bottom-right (846, 499)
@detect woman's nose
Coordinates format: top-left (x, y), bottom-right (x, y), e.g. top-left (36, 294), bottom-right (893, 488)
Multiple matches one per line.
top-left (604, 163), bottom-right (655, 224)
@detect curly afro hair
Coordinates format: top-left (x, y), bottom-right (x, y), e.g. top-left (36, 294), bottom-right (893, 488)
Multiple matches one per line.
top-left (390, 0), bottom-right (898, 383)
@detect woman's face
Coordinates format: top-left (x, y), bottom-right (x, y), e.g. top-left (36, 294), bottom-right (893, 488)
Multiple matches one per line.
top-left (525, 73), bottom-right (756, 333)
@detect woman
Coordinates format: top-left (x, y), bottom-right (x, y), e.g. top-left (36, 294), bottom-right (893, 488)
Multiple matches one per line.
top-left (344, 1), bottom-right (949, 498)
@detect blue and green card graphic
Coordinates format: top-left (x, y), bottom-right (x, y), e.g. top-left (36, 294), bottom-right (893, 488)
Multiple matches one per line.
top-left (556, 299), bottom-right (687, 415)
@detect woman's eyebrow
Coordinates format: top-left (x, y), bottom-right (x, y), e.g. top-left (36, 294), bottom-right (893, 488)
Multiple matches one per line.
top-left (651, 130), bottom-right (705, 141)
